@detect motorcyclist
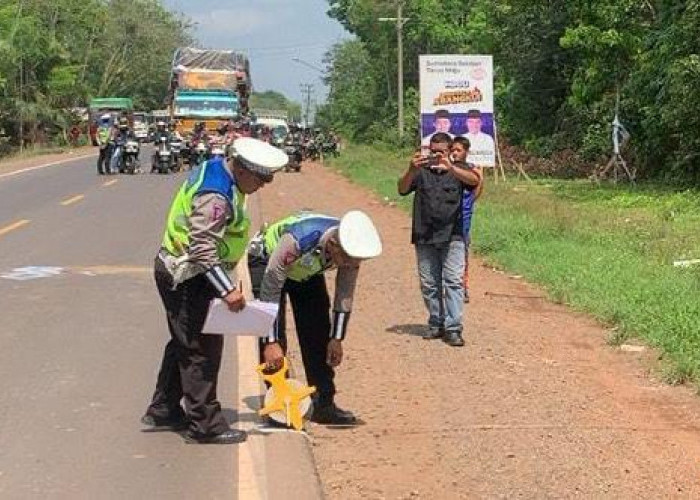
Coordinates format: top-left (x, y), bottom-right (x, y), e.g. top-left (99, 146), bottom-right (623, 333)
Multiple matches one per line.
top-left (169, 123), bottom-right (183, 142)
top-left (110, 117), bottom-right (136, 173)
top-left (151, 121), bottom-right (172, 172)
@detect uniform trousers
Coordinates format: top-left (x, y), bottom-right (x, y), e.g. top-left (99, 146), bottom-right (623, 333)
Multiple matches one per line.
top-left (97, 146), bottom-right (110, 174)
top-left (248, 255), bottom-right (336, 404)
top-left (146, 257), bottom-right (229, 436)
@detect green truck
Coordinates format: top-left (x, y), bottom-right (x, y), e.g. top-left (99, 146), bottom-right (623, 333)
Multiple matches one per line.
top-left (88, 97), bottom-right (133, 145)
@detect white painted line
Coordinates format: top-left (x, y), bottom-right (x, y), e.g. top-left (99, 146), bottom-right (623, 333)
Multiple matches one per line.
top-left (236, 254), bottom-right (267, 500)
top-left (0, 219), bottom-right (30, 237)
top-left (60, 194), bottom-right (85, 206)
top-left (102, 179), bottom-right (118, 187)
top-left (0, 152), bottom-right (97, 181)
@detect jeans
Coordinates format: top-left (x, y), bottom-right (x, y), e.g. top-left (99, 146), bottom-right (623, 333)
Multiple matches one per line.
top-left (415, 240), bottom-right (465, 333)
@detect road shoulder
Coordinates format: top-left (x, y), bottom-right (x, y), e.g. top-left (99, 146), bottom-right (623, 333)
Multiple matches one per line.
top-left (0, 147), bottom-right (97, 178)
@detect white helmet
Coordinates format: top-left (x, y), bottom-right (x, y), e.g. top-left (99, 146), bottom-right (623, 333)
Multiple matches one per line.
top-left (338, 210), bottom-right (382, 259)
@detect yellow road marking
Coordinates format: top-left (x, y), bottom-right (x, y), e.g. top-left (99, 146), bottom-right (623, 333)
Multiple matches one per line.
top-left (102, 179), bottom-right (118, 187)
top-left (0, 219), bottom-right (30, 237)
top-left (60, 194), bottom-right (84, 206)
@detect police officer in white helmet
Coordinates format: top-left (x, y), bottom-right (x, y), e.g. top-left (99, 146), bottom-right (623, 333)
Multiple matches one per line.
top-left (248, 210), bottom-right (382, 425)
top-left (142, 138), bottom-right (287, 444)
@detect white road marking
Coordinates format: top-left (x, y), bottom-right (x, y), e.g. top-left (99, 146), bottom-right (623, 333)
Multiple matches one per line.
top-left (0, 152), bottom-right (97, 181)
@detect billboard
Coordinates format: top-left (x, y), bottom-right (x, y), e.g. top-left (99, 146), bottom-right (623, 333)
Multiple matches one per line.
top-left (419, 55), bottom-right (495, 167)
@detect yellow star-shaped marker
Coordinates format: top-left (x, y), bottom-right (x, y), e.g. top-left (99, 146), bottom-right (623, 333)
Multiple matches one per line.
top-left (257, 358), bottom-right (316, 431)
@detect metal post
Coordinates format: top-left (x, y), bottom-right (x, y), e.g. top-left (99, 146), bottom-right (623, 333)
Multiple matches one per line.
top-left (300, 84), bottom-right (314, 128)
top-left (379, 3), bottom-right (409, 140)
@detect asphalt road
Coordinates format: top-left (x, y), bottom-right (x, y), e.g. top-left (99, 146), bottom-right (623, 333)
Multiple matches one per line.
top-left (0, 151), bottom-right (245, 498)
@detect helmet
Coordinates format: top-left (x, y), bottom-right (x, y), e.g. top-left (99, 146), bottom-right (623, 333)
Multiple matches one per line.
top-left (100, 113), bottom-right (111, 124)
top-left (157, 120), bottom-right (166, 128)
top-left (118, 117), bottom-right (128, 129)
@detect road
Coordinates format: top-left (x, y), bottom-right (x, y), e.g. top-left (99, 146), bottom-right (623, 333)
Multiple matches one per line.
top-left (6, 151), bottom-right (700, 499)
top-left (0, 153), bottom-right (246, 498)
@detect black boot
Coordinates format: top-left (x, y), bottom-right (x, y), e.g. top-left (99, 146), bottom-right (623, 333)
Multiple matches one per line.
top-left (182, 429), bottom-right (248, 445)
top-left (141, 412), bottom-right (188, 431)
top-left (311, 401), bottom-right (357, 426)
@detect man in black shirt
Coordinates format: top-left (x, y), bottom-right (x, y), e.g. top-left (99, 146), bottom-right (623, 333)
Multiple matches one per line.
top-left (397, 133), bottom-right (480, 346)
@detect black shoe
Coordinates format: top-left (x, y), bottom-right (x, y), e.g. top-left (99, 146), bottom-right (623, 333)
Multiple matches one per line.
top-left (310, 403), bottom-right (357, 426)
top-left (443, 330), bottom-right (465, 347)
top-left (422, 326), bottom-right (444, 340)
top-left (141, 413), bottom-right (188, 431)
top-left (182, 429), bottom-right (248, 444)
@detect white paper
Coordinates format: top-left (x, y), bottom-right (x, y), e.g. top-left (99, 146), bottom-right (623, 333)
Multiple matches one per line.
top-left (202, 299), bottom-right (279, 337)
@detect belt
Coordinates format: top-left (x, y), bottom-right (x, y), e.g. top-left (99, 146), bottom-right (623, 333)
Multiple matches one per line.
top-left (158, 248), bottom-right (237, 275)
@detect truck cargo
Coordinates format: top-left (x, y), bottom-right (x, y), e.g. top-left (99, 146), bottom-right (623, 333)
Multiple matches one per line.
top-left (168, 47), bottom-right (252, 135)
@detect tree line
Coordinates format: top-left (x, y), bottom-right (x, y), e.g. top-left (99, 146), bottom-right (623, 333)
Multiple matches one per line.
top-left (0, 0), bottom-right (192, 150)
top-left (319, 0), bottom-right (700, 181)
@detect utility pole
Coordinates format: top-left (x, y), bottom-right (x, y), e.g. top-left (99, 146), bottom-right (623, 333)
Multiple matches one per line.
top-left (300, 83), bottom-right (314, 128)
top-left (379, 1), bottom-right (410, 139)
top-left (18, 0), bottom-right (24, 152)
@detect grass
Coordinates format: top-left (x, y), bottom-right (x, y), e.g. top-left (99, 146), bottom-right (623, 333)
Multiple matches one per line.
top-left (328, 143), bottom-right (700, 387)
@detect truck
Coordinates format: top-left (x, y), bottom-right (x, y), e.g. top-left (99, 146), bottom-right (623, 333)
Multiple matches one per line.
top-left (88, 97), bottom-right (133, 145)
top-left (168, 47), bottom-right (252, 136)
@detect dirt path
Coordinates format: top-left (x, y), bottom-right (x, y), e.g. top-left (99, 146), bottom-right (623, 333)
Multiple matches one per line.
top-left (258, 161), bottom-right (700, 499)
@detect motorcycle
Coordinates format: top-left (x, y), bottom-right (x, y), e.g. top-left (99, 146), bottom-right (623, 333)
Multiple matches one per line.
top-left (304, 140), bottom-right (320, 161)
top-left (154, 140), bottom-right (173, 174)
top-left (169, 138), bottom-right (184, 172)
top-left (284, 141), bottom-right (303, 173)
top-left (110, 137), bottom-right (126, 174)
top-left (322, 141), bottom-right (340, 158)
top-left (191, 141), bottom-right (209, 168)
top-left (123, 139), bottom-right (140, 174)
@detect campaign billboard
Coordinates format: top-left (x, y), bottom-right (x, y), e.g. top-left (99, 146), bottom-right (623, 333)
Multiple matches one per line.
top-left (419, 55), bottom-right (495, 167)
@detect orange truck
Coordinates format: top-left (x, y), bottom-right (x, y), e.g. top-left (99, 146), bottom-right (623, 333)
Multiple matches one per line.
top-left (168, 47), bottom-right (252, 135)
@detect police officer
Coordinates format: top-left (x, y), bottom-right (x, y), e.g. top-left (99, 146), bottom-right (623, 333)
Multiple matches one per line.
top-left (142, 138), bottom-right (287, 444)
top-left (248, 210), bottom-right (382, 425)
top-left (95, 114), bottom-right (112, 175)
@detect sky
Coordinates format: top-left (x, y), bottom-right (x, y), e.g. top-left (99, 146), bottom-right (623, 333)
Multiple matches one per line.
top-left (162, 0), bottom-right (350, 107)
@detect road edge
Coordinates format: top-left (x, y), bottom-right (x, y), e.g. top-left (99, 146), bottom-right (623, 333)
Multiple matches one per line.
top-left (236, 204), bottom-right (325, 500)
top-left (0, 149), bottom-right (97, 180)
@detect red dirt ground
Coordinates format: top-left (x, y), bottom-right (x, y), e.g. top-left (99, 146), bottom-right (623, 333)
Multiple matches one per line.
top-left (257, 161), bottom-right (700, 499)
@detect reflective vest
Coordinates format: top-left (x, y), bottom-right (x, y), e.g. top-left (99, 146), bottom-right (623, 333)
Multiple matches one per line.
top-left (97, 126), bottom-right (110, 145)
top-left (263, 212), bottom-right (339, 282)
top-left (162, 158), bottom-right (249, 265)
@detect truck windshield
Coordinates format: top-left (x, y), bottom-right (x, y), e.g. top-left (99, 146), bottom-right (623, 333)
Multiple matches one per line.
top-left (174, 99), bottom-right (237, 118)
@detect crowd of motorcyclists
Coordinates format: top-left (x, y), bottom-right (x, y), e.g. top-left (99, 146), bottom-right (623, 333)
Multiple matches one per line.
top-left (95, 113), bottom-right (341, 176)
